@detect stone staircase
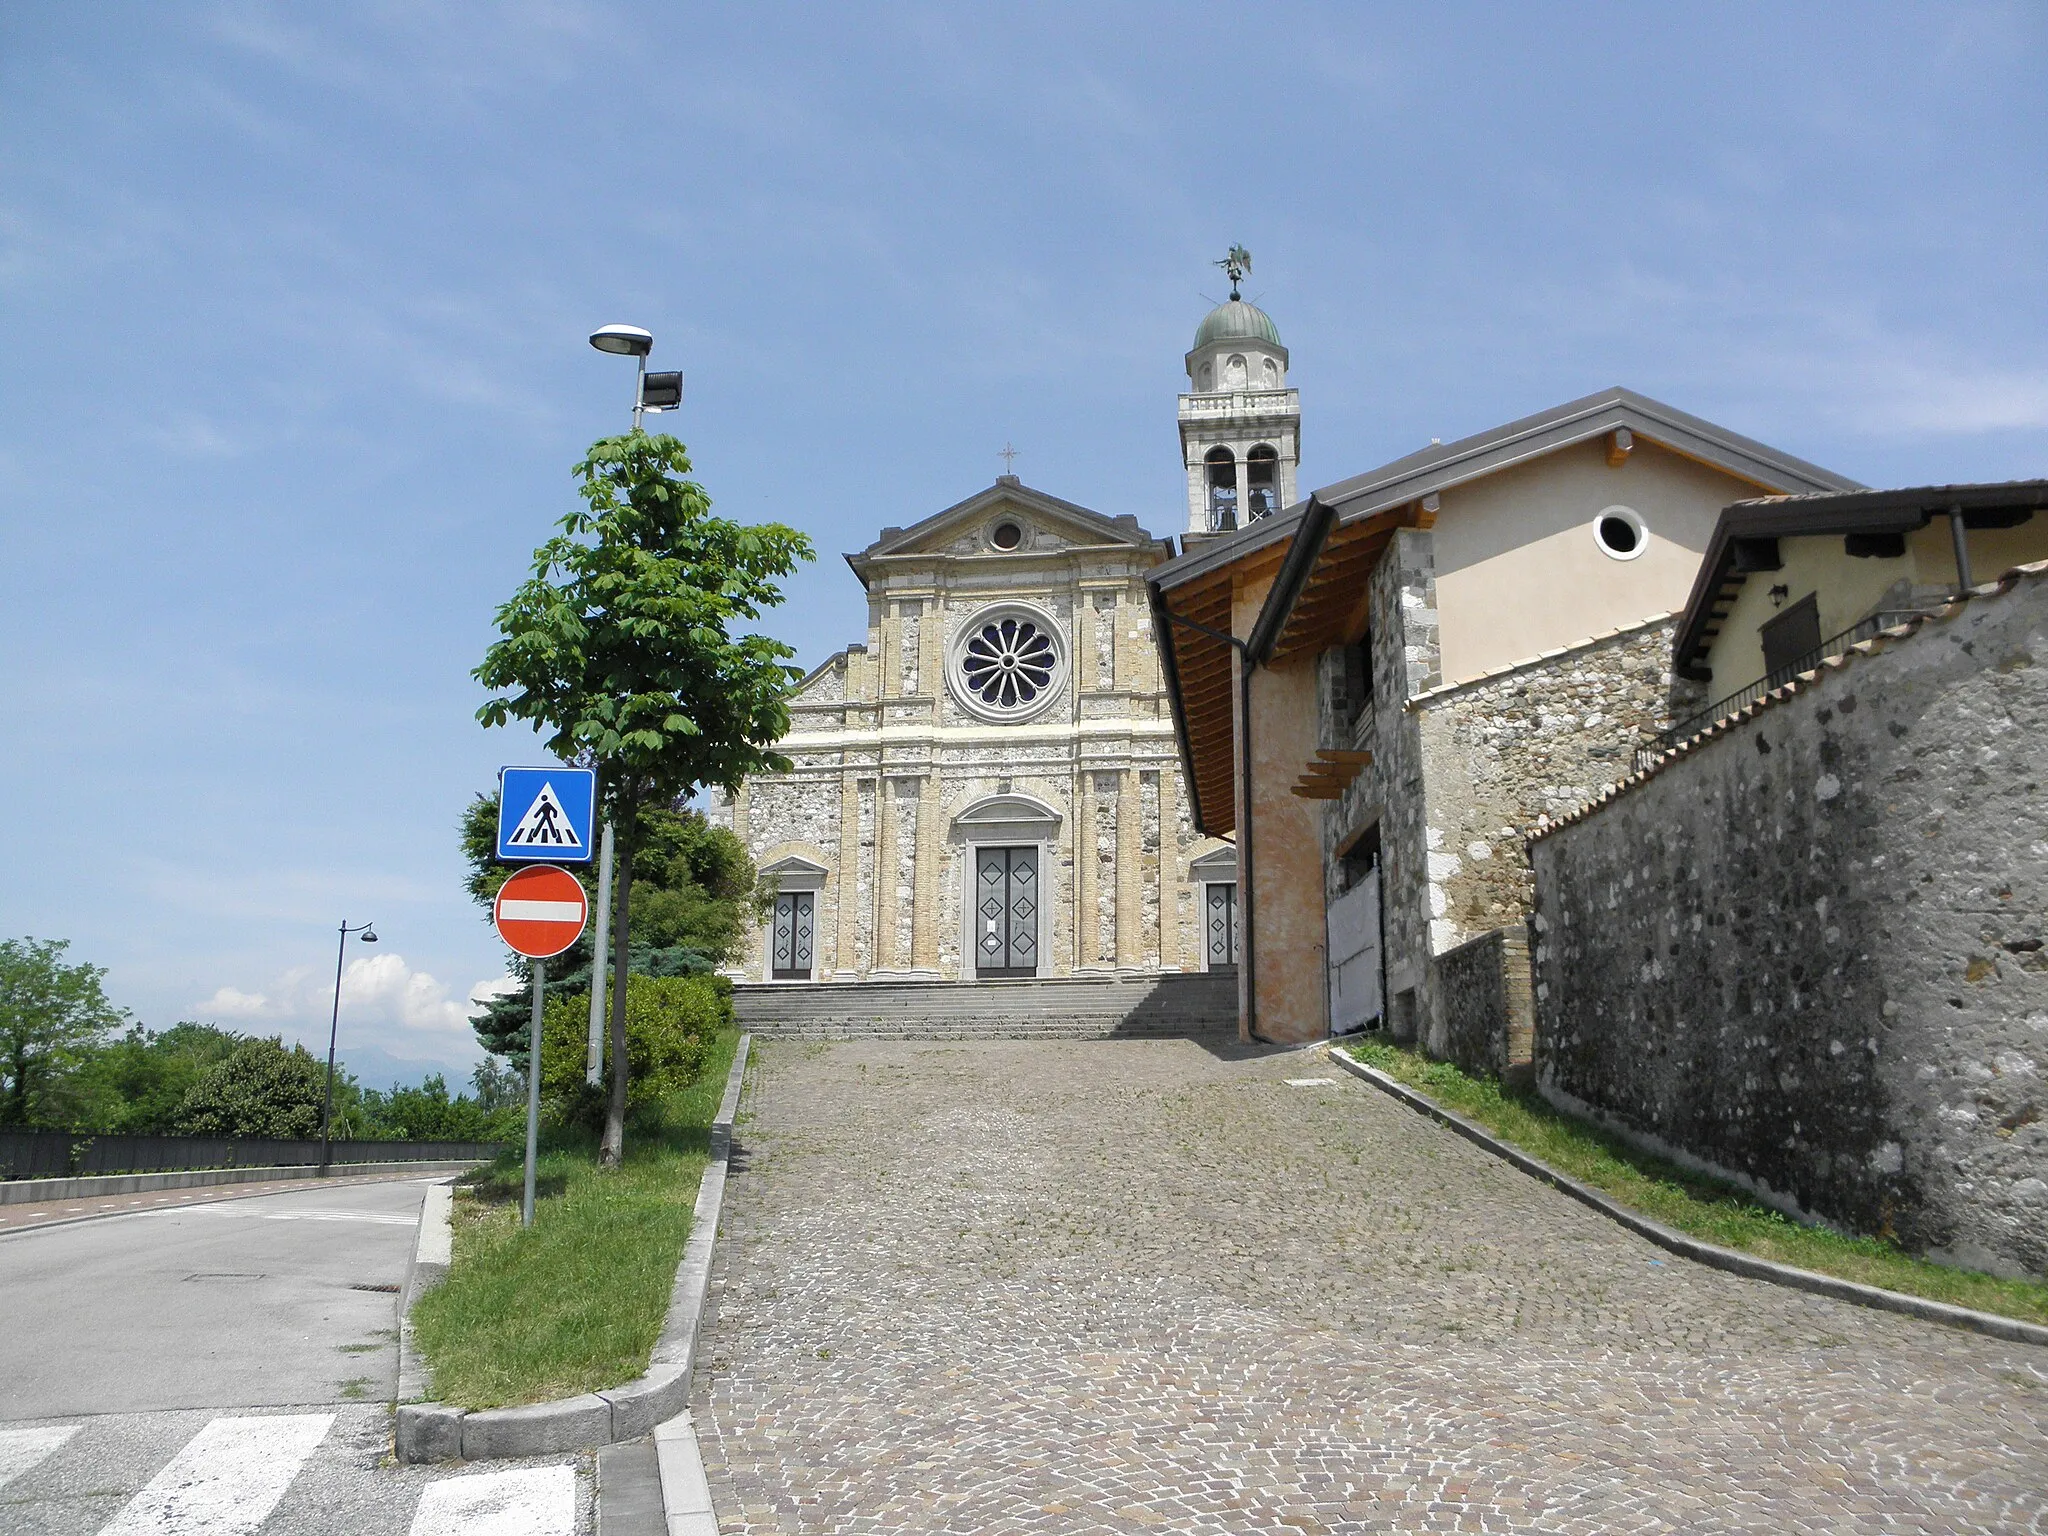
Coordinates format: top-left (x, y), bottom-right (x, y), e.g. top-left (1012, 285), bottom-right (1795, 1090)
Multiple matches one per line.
top-left (731, 972), bottom-right (1240, 1041)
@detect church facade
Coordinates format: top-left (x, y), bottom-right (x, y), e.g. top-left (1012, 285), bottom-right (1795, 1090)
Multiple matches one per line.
top-left (708, 289), bottom-right (1299, 984)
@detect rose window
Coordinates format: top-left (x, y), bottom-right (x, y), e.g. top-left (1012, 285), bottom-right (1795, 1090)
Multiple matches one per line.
top-left (962, 615), bottom-right (1055, 709)
top-left (947, 602), bottom-right (1067, 722)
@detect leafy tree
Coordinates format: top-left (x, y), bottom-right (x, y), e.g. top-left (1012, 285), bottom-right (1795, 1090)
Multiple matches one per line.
top-left (474, 431), bottom-right (810, 1165)
top-left (72, 1022), bottom-right (242, 1133)
top-left (470, 1056), bottom-right (523, 1113)
top-left (174, 1035), bottom-right (334, 1140)
top-left (361, 1074), bottom-right (513, 1142)
top-left (459, 791), bottom-right (764, 1061)
top-left (0, 937), bottom-right (128, 1128)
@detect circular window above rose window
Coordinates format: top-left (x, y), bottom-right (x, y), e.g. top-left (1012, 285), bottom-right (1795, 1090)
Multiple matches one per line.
top-left (947, 602), bottom-right (1067, 722)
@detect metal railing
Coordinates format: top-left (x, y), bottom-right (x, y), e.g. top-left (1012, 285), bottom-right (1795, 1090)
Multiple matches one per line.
top-left (0, 1129), bottom-right (506, 1181)
top-left (1633, 609), bottom-right (1934, 774)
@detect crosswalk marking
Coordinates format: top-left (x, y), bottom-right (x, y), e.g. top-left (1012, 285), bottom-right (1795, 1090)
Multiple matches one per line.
top-left (0, 1424), bottom-right (78, 1491)
top-left (408, 1466), bottom-right (576, 1535)
top-left (96, 1413), bottom-right (333, 1535)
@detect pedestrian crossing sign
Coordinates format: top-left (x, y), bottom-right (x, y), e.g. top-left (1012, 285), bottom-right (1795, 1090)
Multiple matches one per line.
top-left (496, 766), bottom-right (596, 863)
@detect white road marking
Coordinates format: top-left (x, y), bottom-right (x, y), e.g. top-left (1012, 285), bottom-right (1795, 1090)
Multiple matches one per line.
top-left (97, 1413), bottom-right (333, 1535)
top-left (0, 1425), bottom-right (79, 1492)
top-left (192, 1207), bottom-right (416, 1225)
top-left (408, 1466), bottom-right (576, 1536)
top-left (497, 899), bottom-right (584, 922)
top-left (1285, 1077), bottom-right (1337, 1086)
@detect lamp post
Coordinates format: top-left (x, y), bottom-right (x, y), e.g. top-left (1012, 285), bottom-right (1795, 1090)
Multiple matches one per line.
top-left (319, 920), bottom-right (377, 1174)
top-left (578, 323), bottom-right (680, 1084)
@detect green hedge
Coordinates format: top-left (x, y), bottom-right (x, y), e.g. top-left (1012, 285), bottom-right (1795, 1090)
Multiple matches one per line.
top-left (534, 974), bottom-right (731, 1123)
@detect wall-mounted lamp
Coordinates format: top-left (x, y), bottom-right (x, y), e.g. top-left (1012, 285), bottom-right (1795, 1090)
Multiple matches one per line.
top-left (1768, 584), bottom-right (1790, 608)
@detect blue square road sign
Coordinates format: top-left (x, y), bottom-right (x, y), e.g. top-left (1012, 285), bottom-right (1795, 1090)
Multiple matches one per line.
top-left (497, 766), bottom-right (596, 863)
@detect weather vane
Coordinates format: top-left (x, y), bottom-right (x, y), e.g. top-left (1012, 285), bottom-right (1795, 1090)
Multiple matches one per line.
top-left (999, 441), bottom-right (1019, 474)
top-left (1216, 244), bottom-right (1252, 300)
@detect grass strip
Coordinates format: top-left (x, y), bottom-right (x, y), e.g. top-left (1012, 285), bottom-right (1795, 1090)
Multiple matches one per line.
top-left (1340, 1038), bottom-right (2048, 1328)
top-left (411, 1026), bottom-right (739, 1409)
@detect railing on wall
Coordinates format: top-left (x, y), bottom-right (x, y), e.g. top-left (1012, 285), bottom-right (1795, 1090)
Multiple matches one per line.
top-left (0, 1129), bottom-right (505, 1180)
top-left (1634, 609), bottom-right (1934, 775)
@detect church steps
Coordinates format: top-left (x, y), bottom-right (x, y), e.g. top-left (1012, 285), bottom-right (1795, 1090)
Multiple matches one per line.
top-left (731, 973), bottom-right (1238, 1040)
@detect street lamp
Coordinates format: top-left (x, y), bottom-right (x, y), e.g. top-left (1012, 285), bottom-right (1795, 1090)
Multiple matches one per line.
top-left (579, 323), bottom-right (680, 1089)
top-left (588, 323), bottom-right (681, 432)
top-left (319, 920), bottom-right (377, 1175)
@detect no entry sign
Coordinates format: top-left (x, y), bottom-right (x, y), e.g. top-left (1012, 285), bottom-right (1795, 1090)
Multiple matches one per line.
top-left (493, 864), bottom-right (588, 958)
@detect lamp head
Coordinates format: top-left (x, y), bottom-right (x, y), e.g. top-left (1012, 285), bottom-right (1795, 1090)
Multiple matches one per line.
top-left (359, 925), bottom-right (378, 944)
top-left (589, 324), bottom-right (654, 357)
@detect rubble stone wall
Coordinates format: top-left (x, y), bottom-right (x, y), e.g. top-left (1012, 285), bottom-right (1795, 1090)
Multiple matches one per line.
top-left (1529, 571), bottom-right (2048, 1277)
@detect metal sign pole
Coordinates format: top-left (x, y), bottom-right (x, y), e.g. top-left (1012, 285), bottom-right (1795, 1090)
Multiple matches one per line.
top-left (523, 957), bottom-right (545, 1228)
top-left (585, 822), bottom-right (614, 1086)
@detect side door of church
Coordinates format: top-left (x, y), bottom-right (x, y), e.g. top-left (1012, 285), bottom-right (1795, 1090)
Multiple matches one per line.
top-left (1204, 882), bottom-right (1239, 972)
top-left (772, 891), bottom-right (815, 980)
top-left (975, 846), bottom-right (1040, 978)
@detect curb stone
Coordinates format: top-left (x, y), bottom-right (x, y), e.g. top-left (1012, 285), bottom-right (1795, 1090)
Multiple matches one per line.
top-left (396, 1178), bottom-right (456, 1406)
top-left (396, 1034), bottom-right (753, 1464)
top-left (1326, 1046), bottom-right (2048, 1350)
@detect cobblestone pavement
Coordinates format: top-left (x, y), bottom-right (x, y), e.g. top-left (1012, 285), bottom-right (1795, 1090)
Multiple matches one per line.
top-left (692, 1039), bottom-right (2048, 1535)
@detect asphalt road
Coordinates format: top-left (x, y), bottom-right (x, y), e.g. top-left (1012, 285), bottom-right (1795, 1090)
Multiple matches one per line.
top-left (0, 1176), bottom-right (426, 1418)
top-left (0, 1179), bottom-right (594, 1534)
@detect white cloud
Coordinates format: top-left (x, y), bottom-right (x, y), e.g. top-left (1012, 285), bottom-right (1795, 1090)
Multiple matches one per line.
top-left (195, 951), bottom-right (517, 1079)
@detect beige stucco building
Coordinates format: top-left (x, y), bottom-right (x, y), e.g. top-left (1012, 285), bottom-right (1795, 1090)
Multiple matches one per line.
top-left (1150, 387), bottom-right (1863, 1052)
top-left (707, 479), bottom-right (1244, 985)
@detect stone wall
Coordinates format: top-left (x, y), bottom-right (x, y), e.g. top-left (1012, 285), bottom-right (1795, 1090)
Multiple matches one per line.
top-left (1436, 927), bottom-right (1536, 1080)
top-left (1414, 618), bottom-right (1693, 958)
top-left (1319, 530), bottom-right (1696, 1059)
top-left (1320, 528), bottom-right (1437, 1042)
top-left (1529, 567), bottom-right (2048, 1277)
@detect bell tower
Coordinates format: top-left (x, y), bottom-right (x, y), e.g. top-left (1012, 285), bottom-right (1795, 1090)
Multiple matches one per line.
top-left (1178, 247), bottom-right (1301, 537)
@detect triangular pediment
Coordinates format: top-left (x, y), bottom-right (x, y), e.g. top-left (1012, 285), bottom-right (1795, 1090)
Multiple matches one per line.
top-left (849, 479), bottom-right (1166, 578)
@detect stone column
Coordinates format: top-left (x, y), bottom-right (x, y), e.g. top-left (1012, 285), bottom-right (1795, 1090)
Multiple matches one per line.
top-left (874, 775), bottom-right (899, 970)
top-left (912, 773), bottom-right (941, 971)
top-left (1115, 766), bottom-right (1142, 969)
top-left (1075, 769), bottom-right (1098, 970)
top-left (732, 783), bottom-right (750, 846)
top-left (834, 769), bottom-right (861, 979)
top-left (1158, 764), bottom-right (1181, 972)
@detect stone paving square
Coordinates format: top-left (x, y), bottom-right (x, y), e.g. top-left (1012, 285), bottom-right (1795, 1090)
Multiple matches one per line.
top-left (692, 1038), bottom-right (2048, 1534)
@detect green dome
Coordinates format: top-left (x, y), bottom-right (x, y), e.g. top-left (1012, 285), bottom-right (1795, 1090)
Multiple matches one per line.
top-left (1193, 298), bottom-right (1282, 350)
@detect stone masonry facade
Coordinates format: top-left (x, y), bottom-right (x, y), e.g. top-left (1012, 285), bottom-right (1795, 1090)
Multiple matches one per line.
top-left (1318, 525), bottom-right (1702, 1071)
top-left (709, 483), bottom-right (1232, 984)
top-left (1529, 565), bottom-right (2048, 1277)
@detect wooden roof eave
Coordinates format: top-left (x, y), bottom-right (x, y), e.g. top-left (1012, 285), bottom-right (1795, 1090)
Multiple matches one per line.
top-left (1265, 503), bottom-right (1426, 664)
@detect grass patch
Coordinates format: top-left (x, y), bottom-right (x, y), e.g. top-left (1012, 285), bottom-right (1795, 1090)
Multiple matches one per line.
top-left (1340, 1038), bottom-right (2048, 1328)
top-left (411, 1027), bottom-right (740, 1409)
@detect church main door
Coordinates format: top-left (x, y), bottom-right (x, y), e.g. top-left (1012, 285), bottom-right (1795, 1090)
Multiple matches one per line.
top-left (771, 891), bottom-right (815, 980)
top-left (974, 846), bottom-right (1040, 977)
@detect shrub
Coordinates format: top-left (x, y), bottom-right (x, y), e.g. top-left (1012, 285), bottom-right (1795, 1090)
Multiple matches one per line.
top-left (174, 1036), bottom-right (330, 1139)
top-left (535, 975), bottom-right (729, 1128)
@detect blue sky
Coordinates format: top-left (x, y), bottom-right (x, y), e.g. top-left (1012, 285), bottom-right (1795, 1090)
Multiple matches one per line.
top-left (2, 3), bottom-right (2042, 1089)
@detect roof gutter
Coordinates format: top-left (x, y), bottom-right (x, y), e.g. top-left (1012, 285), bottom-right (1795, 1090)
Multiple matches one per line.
top-left (1157, 604), bottom-right (1263, 1045)
top-left (1146, 577), bottom-right (1207, 836)
top-left (1246, 494), bottom-right (1338, 664)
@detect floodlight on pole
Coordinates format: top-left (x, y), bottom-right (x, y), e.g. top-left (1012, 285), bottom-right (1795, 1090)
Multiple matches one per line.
top-left (589, 324), bottom-right (656, 432)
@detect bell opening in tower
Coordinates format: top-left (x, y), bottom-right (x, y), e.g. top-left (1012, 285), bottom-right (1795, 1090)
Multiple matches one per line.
top-left (1206, 447), bottom-right (1238, 532)
top-left (1247, 444), bottom-right (1278, 520)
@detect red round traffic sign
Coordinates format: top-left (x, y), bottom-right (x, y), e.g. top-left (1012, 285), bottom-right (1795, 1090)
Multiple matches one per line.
top-left (493, 863), bottom-right (588, 958)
